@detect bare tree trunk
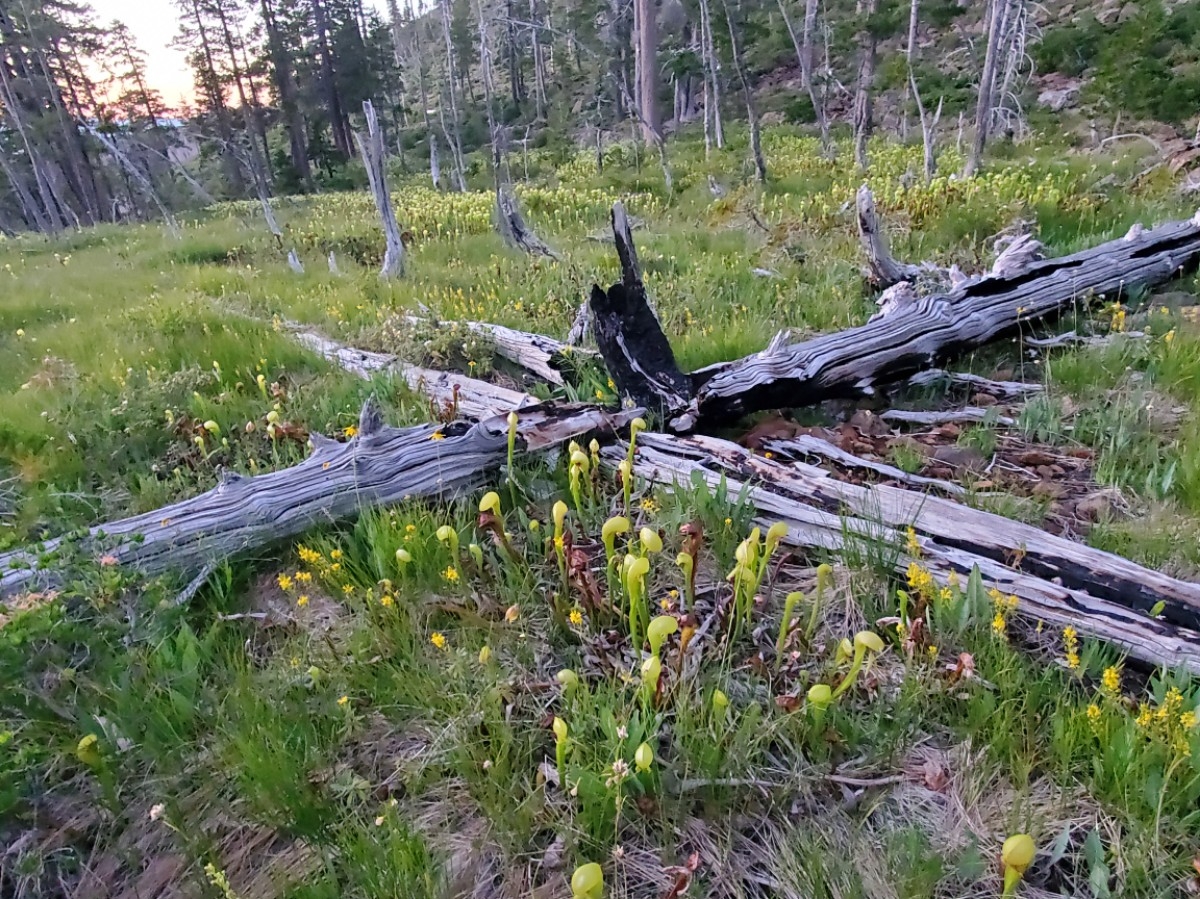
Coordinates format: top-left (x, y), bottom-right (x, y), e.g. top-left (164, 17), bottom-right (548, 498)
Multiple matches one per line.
top-left (90, 129), bottom-right (181, 238)
top-left (262, 0), bottom-right (312, 189)
top-left (439, 0), bottom-right (469, 191)
top-left (718, 0), bottom-right (765, 182)
top-left (0, 150), bottom-right (50, 232)
top-left (354, 100), bottom-right (406, 278)
top-left (0, 65), bottom-right (66, 232)
top-left (531, 0), bottom-right (548, 120)
top-left (910, 70), bottom-right (941, 181)
top-left (781, 0), bottom-right (828, 151)
top-left (964, 0), bottom-right (1009, 177)
top-left (634, 0), bottom-right (660, 143)
top-left (476, 0), bottom-right (505, 194)
top-left (313, 0), bottom-right (354, 158)
top-left (902, 0), bottom-right (919, 141)
top-left (697, 0), bottom-right (724, 151)
top-left (852, 0), bottom-right (879, 170)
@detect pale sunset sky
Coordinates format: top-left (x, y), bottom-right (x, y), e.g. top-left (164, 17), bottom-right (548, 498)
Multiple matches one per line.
top-left (87, 0), bottom-right (391, 109)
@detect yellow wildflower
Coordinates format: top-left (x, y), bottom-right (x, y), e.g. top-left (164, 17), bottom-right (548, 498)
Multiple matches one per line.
top-left (569, 608), bottom-right (583, 626)
top-left (342, 584), bottom-right (355, 596)
top-left (297, 546), bottom-right (321, 565)
top-left (297, 595), bottom-right (309, 607)
top-left (430, 431), bottom-right (446, 441)
top-left (277, 573), bottom-right (294, 592)
top-left (1086, 703), bottom-right (1102, 733)
top-left (431, 632), bottom-right (447, 650)
top-left (991, 613), bottom-right (1007, 639)
top-left (295, 571), bottom-right (312, 584)
top-left (338, 695), bottom-right (349, 706)
top-left (330, 549), bottom-right (343, 561)
top-left (1062, 626), bottom-right (1080, 671)
top-left (443, 566), bottom-right (459, 583)
top-left (380, 594), bottom-right (394, 607)
top-left (1101, 666), bottom-right (1121, 696)
top-left (905, 525), bottom-right (921, 558)
top-left (343, 425), bottom-right (358, 438)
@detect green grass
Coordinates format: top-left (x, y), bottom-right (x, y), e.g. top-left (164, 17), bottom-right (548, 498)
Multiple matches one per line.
top-left (3, 128), bottom-right (1200, 897)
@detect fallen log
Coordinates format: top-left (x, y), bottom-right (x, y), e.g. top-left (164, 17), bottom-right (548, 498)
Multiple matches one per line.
top-left (907, 369), bottom-right (1043, 398)
top-left (768, 433), bottom-right (969, 496)
top-left (881, 407), bottom-right (1017, 428)
top-left (0, 402), bottom-right (637, 600)
top-left (588, 204), bottom-right (1200, 431)
top-left (398, 315), bottom-right (592, 387)
top-left (620, 432), bottom-right (1200, 673)
top-left (290, 328), bottom-right (534, 419)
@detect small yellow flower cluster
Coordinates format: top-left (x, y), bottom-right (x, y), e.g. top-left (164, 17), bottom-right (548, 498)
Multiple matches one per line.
top-left (1062, 626), bottom-right (1080, 671)
top-left (1101, 665), bottom-right (1121, 696)
top-left (431, 631), bottom-right (448, 651)
top-left (906, 561), bottom-right (936, 601)
top-left (1134, 687), bottom-right (1197, 757)
top-left (989, 588), bottom-right (1019, 640)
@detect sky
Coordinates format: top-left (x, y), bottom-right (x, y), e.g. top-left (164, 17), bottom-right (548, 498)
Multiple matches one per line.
top-left (87, 0), bottom-right (390, 109)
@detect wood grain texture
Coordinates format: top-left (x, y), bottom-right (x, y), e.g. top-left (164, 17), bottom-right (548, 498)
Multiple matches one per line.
top-left (621, 432), bottom-right (1200, 672)
top-left (291, 329), bottom-right (534, 419)
top-left (588, 203), bottom-right (693, 419)
top-left (681, 212), bottom-right (1200, 429)
top-left (0, 403), bottom-right (636, 600)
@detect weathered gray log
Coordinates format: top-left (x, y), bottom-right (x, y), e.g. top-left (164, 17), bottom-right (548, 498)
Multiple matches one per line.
top-left (768, 434), bottom-right (968, 496)
top-left (675, 210), bottom-right (1200, 430)
top-left (856, 184), bottom-right (924, 288)
top-left (881, 407), bottom-right (1016, 428)
top-left (619, 432), bottom-right (1200, 673)
top-left (354, 100), bottom-right (405, 279)
top-left (0, 403), bottom-right (636, 600)
top-left (290, 329), bottom-right (534, 419)
top-left (400, 315), bottom-right (592, 386)
top-left (907, 369), bottom-right (1043, 398)
top-left (494, 186), bottom-right (560, 261)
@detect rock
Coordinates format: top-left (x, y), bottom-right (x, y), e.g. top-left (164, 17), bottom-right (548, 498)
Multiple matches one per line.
top-left (1033, 480), bottom-right (1063, 500)
top-left (1096, 0), bottom-right (1122, 24)
top-left (1117, 1), bottom-right (1139, 22)
top-left (1037, 84), bottom-right (1081, 112)
top-left (930, 445), bottom-right (987, 473)
top-left (1076, 488), bottom-right (1126, 522)
top-left (971, 392), bottom-right (999, 407)
top-left (847, 409), bottom-right (891, 438)
top-left (1018, 450), bottom-right (1057, 467)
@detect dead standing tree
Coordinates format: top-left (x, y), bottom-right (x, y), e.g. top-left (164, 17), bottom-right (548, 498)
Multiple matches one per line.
top-left (354, 100), bottom-right (406, 278)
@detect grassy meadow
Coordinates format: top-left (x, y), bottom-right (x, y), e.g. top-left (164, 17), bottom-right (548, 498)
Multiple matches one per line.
top-left (3, 128), bottom-right (1200, 897)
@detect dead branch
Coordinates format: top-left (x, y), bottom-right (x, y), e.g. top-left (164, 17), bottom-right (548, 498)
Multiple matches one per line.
top-left (0, 402), bottom-right (637, 600)
top-left (620, 432), bottom-right (1200, 673)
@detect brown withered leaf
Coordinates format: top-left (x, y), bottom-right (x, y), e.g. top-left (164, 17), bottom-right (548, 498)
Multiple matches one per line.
top-left (661, 852), bottom-right (701, 899)
top-left (921, 757), bottom-right (950, 792)
top-left (740, 414), bottom-right (802, 449)
top-left (945, 652), bottom-right (976, 684)
top-left (775, 694), bottom-right (802, 713)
